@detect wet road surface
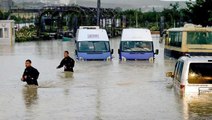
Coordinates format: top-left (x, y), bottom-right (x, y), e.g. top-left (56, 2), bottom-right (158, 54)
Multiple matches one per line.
top-left (0, 38), bottom-right (212, 120)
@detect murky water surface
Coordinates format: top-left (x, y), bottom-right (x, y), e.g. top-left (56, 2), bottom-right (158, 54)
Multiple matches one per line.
top-left (0, 38), bottom-right (211, 120)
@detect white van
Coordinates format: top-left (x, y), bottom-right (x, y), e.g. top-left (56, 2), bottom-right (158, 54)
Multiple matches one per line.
top-left (118, 28), bottom-right (158, 60)
top-left (75, 26), bottom-right (113, 60)
top-left (166, 56), bottom-right (212, 95)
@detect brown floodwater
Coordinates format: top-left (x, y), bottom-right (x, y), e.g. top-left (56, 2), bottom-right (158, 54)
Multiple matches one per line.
top-left (0, 37), bottom-right (211, 120)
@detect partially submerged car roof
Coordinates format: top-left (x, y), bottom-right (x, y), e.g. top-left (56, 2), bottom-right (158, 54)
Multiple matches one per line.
top-left (178, 56), bottom-right (212, 63)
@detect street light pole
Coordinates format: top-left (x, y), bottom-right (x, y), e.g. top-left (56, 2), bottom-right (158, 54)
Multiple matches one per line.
top-left (135, 10), bottom-right (138, 28)
top-left (97, 0), bottom-right (101, 26)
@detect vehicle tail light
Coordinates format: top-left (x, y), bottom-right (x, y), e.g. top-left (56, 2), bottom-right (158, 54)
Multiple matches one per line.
top-left (180, 85), bottom-right (185, 89)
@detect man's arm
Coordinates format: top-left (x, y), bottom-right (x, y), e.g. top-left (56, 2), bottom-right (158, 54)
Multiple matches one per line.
top-left (21, 69), bottom-right (27, 81)
top-left (57, 59), bottom-right (64, 69)
top-left (70, 58), bottom-right (75, 68)
top-left (34, 69), bottom-right (39, 80)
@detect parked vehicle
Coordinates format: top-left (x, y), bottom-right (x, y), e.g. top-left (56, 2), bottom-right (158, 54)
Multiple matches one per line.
top-left (166, 55), bottom-right (212, 95)
top-left (118, 28), bottom-right (158, 61)
top-left (75, 26), bottom-right (113, 60)
top-left (62, 31), bottom-right (74, 41)
top-left (164, 24), bottom-right (212, 58)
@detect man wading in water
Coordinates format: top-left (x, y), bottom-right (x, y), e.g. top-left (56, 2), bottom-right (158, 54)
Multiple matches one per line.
top-left (57, 51), bottom-right (75, 72)
top-left (21, 59), bottom-right (40, 86)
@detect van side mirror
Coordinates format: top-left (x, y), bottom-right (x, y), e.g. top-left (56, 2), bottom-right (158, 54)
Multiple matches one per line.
top-left (111, 49), bottom-right (114, 54)
top-left (118, 49), bottom-right (120, 54)
top-left (166, 72), bottom-right (174, 78)
top-left (155, 49), bottom-right (159, 55)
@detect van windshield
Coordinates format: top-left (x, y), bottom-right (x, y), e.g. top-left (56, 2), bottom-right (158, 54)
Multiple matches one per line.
top-left (121, 41), bottom-right (153, 52)
top-left (78, 41), bottom-right (110, 52)
top-left (188, 63), bottom-right (212, 84)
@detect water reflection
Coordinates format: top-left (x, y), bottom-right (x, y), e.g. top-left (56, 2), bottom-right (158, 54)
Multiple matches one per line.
top-left (22, 86), bottom-right (38, 109)
top-left (96, 89), bottom-right (102, 120)
top-left (57, 72), bottom-right (74, 96)
top-left (0, 45), bottom-right (14, 55)
top-left (182, 94), bottom-right (212, 120)
top-left (58, 72), bottom-right (74, 79)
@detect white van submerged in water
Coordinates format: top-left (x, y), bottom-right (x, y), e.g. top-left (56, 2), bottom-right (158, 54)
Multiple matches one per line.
top-left (166, 56), bottom-right (212, 95)
top-left (118, 28), bottom-right (158, 61)
top-left (75, 26), bottom-right (113, 60)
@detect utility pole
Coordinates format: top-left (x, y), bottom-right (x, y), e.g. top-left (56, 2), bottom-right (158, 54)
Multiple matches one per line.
top-left (135, 10), bottom-right (138, 28)
top-left (97, 0), bottom-right (101, 26)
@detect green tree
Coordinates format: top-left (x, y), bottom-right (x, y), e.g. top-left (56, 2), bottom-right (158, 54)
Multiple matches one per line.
top-left (121, 8), bottom-right (161, 30)
top-left (122, 9), bottom-right (142, 27)
top-left (0, 10), bottom-right (3, 20)
top-left (161, 2), bottom-right (181, 28)
top-left (186, 0), bottom-right (212, 26)
top-left (2, 12), bottom-right (11, 20)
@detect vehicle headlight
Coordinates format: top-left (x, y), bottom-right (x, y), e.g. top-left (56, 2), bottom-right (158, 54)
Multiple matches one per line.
top-left (107, 56), bottom-right (111, 61)
top-left (79, 57), bottom-right (84, 61)
top-left (122, 57), bottom-right (127, 61)
top-left (149, 57), bottom-right (154, 63)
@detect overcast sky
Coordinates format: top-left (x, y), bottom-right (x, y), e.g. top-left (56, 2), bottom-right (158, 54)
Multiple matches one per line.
top-left (68, 0), bottom-right (194, 4)
top-left (74, 0), bottom-right (193, 9)
top-left (13, 0), bottom-right (195, 10)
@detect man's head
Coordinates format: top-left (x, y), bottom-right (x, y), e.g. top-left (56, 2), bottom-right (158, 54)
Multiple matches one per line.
top-left (25, 59), bottom-right (32, 68)
top-left (64, 51), bottom-right (69, 58)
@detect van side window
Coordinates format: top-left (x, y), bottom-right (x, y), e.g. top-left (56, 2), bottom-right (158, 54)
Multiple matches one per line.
top-left (177, 62), bottom-right (184, 82)
top-left (174, 61), bottom-right (184, 82)
top-left (174, 62), bottom-right (179, 79)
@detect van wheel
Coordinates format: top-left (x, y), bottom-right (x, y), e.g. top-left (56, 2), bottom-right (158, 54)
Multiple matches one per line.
top-left (79, 57), bottom-right (84, 61)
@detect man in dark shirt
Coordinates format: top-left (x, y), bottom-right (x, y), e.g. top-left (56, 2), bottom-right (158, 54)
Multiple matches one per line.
top-left (21, 59), bottom-right (40, 86)
top-left (57, 51), bottom-right (75, 72)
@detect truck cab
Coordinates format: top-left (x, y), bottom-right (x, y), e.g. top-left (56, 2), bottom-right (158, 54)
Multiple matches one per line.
top-left (75, 26), bottom-right (113, 60)
top-left (118, 28), bottom-right (158, 61)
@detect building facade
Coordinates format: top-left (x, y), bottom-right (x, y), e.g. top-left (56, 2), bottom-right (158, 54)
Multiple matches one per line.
top-left (0, 20), bottom-right (15, 45)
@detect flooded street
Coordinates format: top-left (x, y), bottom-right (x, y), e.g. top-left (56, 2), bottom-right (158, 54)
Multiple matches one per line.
top-left (0, 38), bottom-right (212, 120)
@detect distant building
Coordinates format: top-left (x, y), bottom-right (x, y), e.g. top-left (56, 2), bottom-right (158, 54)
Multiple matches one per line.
top-left (0, 20), bottom-right (15, 45)
top-left (0, 0), bottom-right (13, 11)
